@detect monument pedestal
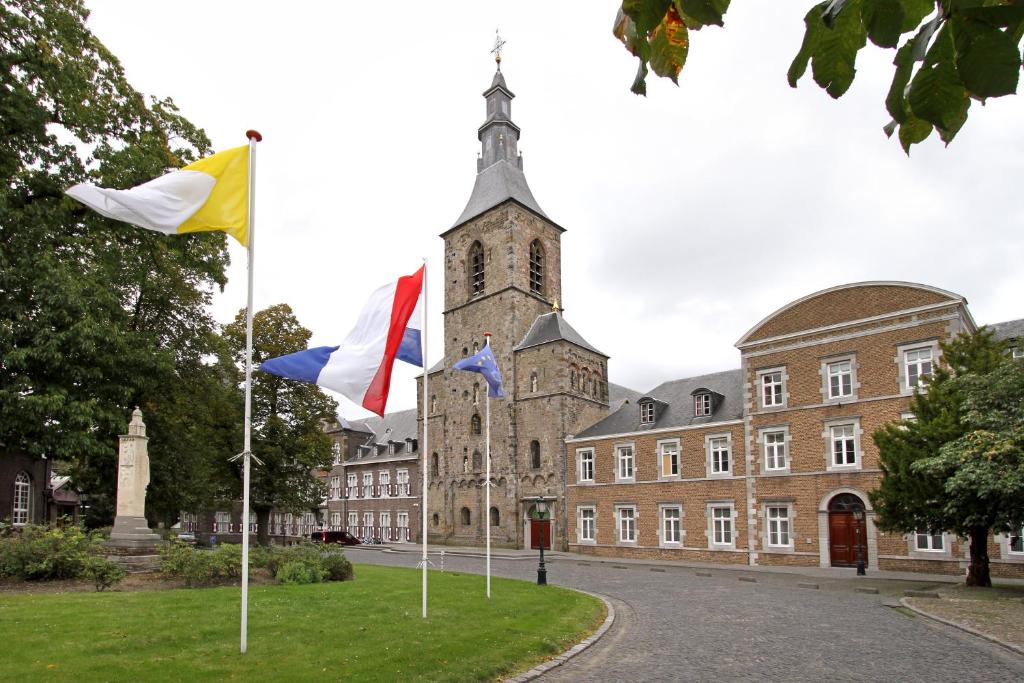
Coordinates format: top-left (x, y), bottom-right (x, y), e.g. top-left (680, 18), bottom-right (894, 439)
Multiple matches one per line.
top-left (105, 408), bottom-right (165, 553)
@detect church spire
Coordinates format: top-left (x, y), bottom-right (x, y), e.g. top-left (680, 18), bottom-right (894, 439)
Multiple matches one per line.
top-left (478, 43), bottom-right (522, 172)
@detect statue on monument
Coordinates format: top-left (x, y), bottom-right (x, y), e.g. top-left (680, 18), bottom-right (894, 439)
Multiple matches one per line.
top-left (107, 407), bottom-right (164, 549)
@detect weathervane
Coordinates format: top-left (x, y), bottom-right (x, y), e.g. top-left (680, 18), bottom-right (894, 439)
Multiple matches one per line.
top-left (491, 29), bottom-right (506, 69)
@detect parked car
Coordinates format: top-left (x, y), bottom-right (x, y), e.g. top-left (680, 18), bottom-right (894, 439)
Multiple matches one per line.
top-left (311, 530), bottom-right (362, 546)
top-left (175, 531), bottom-right (197, 545)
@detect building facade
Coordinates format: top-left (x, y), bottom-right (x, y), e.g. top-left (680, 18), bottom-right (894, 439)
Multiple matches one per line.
top-left (416, 65), bottom-right (614, 550)
top-left (567, 282), bottom-right (1024, 578)
top-left (2, 453), bottom-right (50, 527)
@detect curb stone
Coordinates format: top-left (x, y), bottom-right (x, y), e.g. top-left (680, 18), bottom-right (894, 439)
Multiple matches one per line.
top-left (502, 591), bottom-right (616, 682)
top-left (899, 597), bottom-right (1024, 657)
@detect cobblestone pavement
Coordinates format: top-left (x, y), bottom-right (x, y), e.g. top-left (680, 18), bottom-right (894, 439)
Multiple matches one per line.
top-left (346, 547), bottom-right (1024, 682)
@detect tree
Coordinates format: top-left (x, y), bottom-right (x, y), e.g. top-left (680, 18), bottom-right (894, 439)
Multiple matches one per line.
top-left (223, 305), bottom-right (338, 546)
top-left (1, 0), bottom-right (232, 526)
top-left (614, 1), bottom-right (1024, 152)
top-left (871, 328), bottom-right (1022, 586)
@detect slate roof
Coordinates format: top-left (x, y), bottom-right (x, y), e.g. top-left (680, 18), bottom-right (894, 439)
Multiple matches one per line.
top-left (608, 382), bottom-right (643, 412)
top-left (514, 312), bottom-right (605, 356)
top-left (574, 368), bottom-right (744, 439)
top-left (360, 407), bottom-right (419, 444)
top-left (448, 160), bottom-right (554, 232)
top-left (990, 318), bottom-right (1024, 342)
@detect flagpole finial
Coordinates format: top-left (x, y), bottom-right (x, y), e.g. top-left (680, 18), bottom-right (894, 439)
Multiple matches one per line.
top-left (484, 332), bottom-right (492, 338)
top-left (246, 130), bottom-right (263, 142)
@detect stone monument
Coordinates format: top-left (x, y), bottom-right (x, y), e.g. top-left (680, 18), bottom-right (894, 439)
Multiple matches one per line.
top-left (107, 407), bottom-right (164, 550)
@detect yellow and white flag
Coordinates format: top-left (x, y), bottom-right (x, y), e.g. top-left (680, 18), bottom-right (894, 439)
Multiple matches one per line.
top-left (66, 145), bottom-right (249, 246)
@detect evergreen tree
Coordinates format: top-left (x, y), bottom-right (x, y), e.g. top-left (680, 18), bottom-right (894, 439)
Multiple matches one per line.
top-left (871, 328), bottom-right (1021, 586)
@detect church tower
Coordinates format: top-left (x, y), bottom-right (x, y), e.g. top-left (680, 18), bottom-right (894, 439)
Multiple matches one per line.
top-left (419, 59), bottom-right (610, 550)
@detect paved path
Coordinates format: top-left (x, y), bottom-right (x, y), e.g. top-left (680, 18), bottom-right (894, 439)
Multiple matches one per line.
top-left (346, 546), bottom-right (1024, 682)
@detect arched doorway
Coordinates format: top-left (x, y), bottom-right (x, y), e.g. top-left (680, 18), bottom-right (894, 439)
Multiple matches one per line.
top-left (523, 503), bottom-right (552, 550)
top-left (827, 493), bottom-right (868, 568)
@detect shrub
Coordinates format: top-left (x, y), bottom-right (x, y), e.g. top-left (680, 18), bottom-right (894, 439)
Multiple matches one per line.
top-left (264, 542), bottom-right (322, 576)
top-left (321, 553), bottom-right (354, 582)
top-left (83, 556), bottom-right (126, 591)
top-left (0, 525), bottom-right (105, 581)
top-left (159, 541), bottom-right (245, 587)
top-left (276, 560), bottom-right (326, 585)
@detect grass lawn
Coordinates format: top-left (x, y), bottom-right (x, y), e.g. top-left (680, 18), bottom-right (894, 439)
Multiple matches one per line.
top-left (0, 564), bottom-right (605, 682)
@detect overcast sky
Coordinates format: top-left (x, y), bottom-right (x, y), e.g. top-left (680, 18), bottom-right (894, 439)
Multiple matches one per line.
top-left (84, 1), bottom-right (1024, 419)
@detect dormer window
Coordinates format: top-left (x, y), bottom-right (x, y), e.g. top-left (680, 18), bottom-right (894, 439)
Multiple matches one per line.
top-left (694, 393), bottom-right (712, 417)
top-left (640, 401), bottom-right (655, 424)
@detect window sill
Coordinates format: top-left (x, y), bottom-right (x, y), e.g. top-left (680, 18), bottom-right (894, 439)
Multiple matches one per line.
top-left (762, 468), bottom-right (790, 476)
top-left (826, 464), bottom-right (862, 473)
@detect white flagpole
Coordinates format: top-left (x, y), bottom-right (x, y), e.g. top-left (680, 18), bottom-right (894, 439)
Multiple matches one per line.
top-left (420, 258), bottom-right (429, 619)
top-left (485, 359), bottom-right (491, 599)
top-left (240, 129), bottom-right (261, 655)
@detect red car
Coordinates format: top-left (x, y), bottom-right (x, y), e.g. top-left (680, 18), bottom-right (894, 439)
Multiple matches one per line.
top-left (311, 530), bottom-right (362, 546)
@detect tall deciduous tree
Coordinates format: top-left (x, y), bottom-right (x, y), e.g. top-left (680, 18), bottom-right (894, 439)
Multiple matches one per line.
top-left (1, 0), bottom-right (232, 525)
top-left (223, 305), bottom-right (338, 546)
top-left (614, 1), bottom-right (1023, 152)
top-left (871, 328), bottom-right (1021, 586)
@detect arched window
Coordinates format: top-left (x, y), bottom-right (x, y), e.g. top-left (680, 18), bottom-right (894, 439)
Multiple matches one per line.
top-left (461, 507), bottom-right (471, 525)
top-left (530, 371), bottom-right (538, 393)
top-left (583, 369), bottom-right (591, 395)
top-left (12, 472), bottom-right (30, 526)
top-left (490, 506), bottom-right (500, 527)
top-left (472, 383), bottom-right (479, 405)
top-left (471, 413), bottom-right (481, 435)
top-left (469, 241), bottom-right (485, 296)
top-left (529, 240), bottom-right (544, 294)
top-left (431, 452), bottom-right (439, 476)
top-left (570, 366), bottom-right (579, 391)
top-left (472, 450), bottom-right (482, 471)
top-left (463, 455), bottom-right (469, 473)
top-left (430, 394), bottom-right (437, 413)
top-left (530, 440), bottom-right (541, 469)
top-left (473, 341), bottom-right (479, 354)
top-left (592, 371), bottom-right (602, 398)
top-left (432, 513), bottom-right (439, 526)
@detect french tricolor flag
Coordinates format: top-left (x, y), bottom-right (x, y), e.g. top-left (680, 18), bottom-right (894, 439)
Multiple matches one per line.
top-left (259, 266), bottom-right (424, 415)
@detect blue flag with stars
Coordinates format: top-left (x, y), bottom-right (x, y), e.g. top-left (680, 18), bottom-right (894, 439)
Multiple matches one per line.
top-left (452, 339), bottom-right (504, 398)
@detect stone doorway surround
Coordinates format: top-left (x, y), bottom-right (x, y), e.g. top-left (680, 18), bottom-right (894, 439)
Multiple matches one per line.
top-left (817, 488), bottom-right (877, 569)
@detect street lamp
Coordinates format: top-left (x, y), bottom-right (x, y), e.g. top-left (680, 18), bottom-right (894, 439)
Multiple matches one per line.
top-left (531, 499), bottom-right (549, 586)
top-left (852, 507), bottom-right (866, 576)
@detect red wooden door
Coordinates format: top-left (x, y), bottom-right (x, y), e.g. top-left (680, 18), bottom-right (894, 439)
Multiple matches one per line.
top-left (829, 512), bottom-right (867, 567)
top-left (530, 519), bottom-right (551, 550)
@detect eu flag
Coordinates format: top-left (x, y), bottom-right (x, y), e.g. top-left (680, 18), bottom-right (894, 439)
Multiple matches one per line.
top-left (453, 340), bottom-right (504, 398)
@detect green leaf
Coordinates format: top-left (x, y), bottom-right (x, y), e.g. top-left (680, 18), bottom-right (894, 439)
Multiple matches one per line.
top-left (908, 25), bottom-right (970, 132)
top-left (613, 9), bottom-right (651, 62)
top-left (622, 0), bottom-right (672, 34)
top-left (648, 7), bottom-right (690, 82)
top-left (631, 60), bottom-right (649, 95)
top-left (822, 0), bottom-right (852, 29)
top-left (811, 0), bottom-right (869, 97)
top-left (885, 38), bottom-right (917, 122)
top-left (863, 0), bottom-right (905, 48)
top-left (950, 17), bottom-right (1022, 99)
top-left (957, 6), bottom-right (1024, 30)
top-left (674, 0), bottom-right (731, 28)
top-left (900, 0), bottom-right (936, 32)
top-left (789, 4), bottom-right (827, 87)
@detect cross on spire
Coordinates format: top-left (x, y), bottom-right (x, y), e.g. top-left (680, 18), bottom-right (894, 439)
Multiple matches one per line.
top-left (491, 29), bottom-right (506, 69)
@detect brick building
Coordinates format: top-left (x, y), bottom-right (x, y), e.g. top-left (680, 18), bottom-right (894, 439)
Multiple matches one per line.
top-left (566, 282), bottom-right (1024, 577)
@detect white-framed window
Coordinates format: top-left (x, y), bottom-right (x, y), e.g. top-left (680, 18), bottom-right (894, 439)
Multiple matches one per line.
top-left (347, 473), bottom-right (358, 498)
top-left (379, 470), bottom-right (391, 496)
top-left (825, 358), bottom-right (854, 400)
top-left (12, 472), bottom-right (30, 526)
top-left (694, 393), bottom-right (712, 417)
top-left (762, 429), bottom-right (788, 472)
top-left (640, 401), bottom-right (655, 424)
top-left (659, 439), bottom-right (680, 478)
top-left (766, 506), bottom-right (792, 547)
top-left (396, 469), bottom-right (410, 496)
top-left (329, 476), bottom-right (341, 500)
top-left (660, 505), bottom-right (682, 546)
top-left (380, 512), bottom-right (391, 540)
top-left (1009, 525), bottom-right (1024, 554)
top-left (829, 423), bottom-right (858, 468)
top-left (348, 511), bottom-right (358, 528)
top-left (362, 472), bottom-right (373, 497)
top-left (330, 512), bottom-right (341, 529)
top-left (710, 504), bottom-right (734, 547)
top-left (898, 343), bottom-right (937, 393)
top-left (332, 442), bottom-right (342, 465)
top-left (616, 505), bottom-right (636, 543)
top-left (396, 512), bottom-right (409, 541)
top-left (760, 369), bottom-right (785, 408)
top-left (578, 507), bottom-right (596, 543)
top-left (915, 531), bottom-right (944, 552)
top-left (615, 444), bottom-right (635, 481)
top-left (363, 511), bottom-right (374, 531)
top-left (706, 434), bottom-right (731, 476)
top-left (577, 448), bottom-right (595, 482)
top-left (215, 511), bottom-right (231, 533)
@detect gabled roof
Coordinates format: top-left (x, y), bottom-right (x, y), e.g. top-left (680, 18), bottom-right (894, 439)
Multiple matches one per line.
top-left (574, 369), bottom-right (743, 439)
top-left (360, 408), bottom-right (418, 444)
top-left (514, 312), bottom-right (605, 356)
top-left (446, 160), bottom-right (557, 234)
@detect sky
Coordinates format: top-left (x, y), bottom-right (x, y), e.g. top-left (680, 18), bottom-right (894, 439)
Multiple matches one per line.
top-left (83, 1), bottom-right (1024, 419)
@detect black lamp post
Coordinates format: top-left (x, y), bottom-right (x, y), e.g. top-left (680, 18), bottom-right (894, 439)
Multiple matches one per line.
top-left (852, 507), bottom-right (866, 576)
top-left (532, 499), bottom-right (549, 586)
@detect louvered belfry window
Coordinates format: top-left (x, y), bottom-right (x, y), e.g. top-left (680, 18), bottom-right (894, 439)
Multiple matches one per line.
top-left (529, 240), bottom-right (543, 294)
